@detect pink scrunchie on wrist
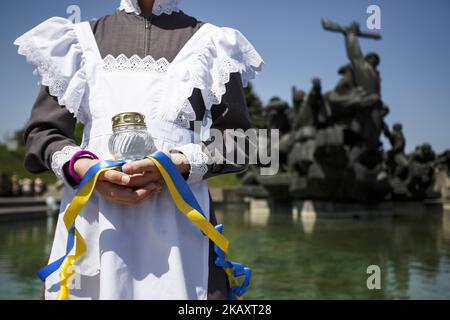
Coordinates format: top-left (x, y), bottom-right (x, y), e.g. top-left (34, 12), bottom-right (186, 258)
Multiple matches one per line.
top-left (69, 150), bottom-right (99, 184)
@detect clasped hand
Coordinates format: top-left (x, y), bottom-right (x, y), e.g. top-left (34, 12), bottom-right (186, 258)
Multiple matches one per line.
top-left (73, 153), bottom-right (190, 205)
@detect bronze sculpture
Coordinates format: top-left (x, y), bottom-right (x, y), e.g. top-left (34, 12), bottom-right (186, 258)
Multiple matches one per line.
top-left (242, 18), bottom-right (448, 204)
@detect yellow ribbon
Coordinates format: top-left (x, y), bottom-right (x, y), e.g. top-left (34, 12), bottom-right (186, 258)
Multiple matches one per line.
top-left (147, 157), bottom-right (229, 254)
top-left (148, 157), bottom-right (244, 300)
top-left (57, 167), bottom-right (116, 300)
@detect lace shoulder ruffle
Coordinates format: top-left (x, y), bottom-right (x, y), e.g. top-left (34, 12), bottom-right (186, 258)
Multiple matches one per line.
top-left (119, 0), bottom-right (180, 16)
top-left (205, 26), bottom-right (264, 109)
top-left (165, 25), bottom-right (264, 183)
top-left (172, 24), bottom-right (264, 118)
top-left (14, 17), bottom-right (88, 121)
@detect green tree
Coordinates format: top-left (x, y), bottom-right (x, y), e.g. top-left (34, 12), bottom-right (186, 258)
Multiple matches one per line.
top-left (14, 129), bottom-right (25, 148)
top-left (245, 82), bottom-right (266, 129)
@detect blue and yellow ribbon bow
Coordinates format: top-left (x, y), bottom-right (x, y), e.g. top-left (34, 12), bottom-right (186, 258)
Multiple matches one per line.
top-left (37, 151), bottom-right (251, 300)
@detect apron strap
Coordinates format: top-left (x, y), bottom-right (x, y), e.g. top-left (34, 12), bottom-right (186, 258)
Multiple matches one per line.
top-left (74, 21), bottom-right (103, 64)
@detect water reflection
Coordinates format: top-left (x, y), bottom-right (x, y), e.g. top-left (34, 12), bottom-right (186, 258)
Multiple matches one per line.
top-left (216, 205), bottom-right (450, 299)
top-left (0, 216), bottom-right (55, 299)
top-left (443, 210), bottom-right (450, 241)
top-left (0, 207), bottom-right (449, 299)
top-left (299, 201), bottom-right (317, 236)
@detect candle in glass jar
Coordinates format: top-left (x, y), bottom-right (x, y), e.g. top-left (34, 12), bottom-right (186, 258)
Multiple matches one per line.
top-left (108, 112), bottom-right (156, 160)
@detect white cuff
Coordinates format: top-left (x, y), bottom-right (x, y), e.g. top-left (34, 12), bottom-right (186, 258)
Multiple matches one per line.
top-left (172, 144), bottom-right (209, 184)
top-left (50, 145), bottom-right (82, 184)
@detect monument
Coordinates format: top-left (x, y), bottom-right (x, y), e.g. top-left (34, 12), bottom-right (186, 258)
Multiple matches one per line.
top-left (242, 19), bottom-right (449, 208)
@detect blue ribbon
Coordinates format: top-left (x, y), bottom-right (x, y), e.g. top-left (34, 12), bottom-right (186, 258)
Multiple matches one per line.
top-left (213, 225), bottom-right (252, 299)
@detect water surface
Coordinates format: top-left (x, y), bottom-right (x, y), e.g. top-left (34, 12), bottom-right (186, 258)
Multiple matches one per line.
top-left (1, 206), bottom-right (449, 299)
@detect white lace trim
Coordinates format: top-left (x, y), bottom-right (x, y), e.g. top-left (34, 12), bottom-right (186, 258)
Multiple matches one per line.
top-left (204, 49), bottom-right (264, 109)
top-left (166, 48), bottom-right (263, 127)
top-left (103, 54), bottom-right (170, 73)
top-left (174, 100), bottom-right (196, 128)
top-left (14, 20), bottom-right (87, 120)
top-left (156, 26), bottom-right (264, 133)
top-left (119, 0), bottom-right (180, 16)
top-left (168, 31), bottom-right (264, 128)
top-left (51, 146), bottom-right (82, 181)
top-left (172, 144), bottom-right (209, 183)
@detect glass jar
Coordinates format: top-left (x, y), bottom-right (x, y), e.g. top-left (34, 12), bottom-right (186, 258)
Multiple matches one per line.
top-left (108, 112), bottom-right (156, 161)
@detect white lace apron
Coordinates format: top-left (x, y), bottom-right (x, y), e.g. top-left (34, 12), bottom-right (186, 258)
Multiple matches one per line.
top-left (14, 17), bottom-right (263, 300)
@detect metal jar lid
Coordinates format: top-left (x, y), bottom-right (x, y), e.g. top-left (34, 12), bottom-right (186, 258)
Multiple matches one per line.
top-left (112, 112), bottom-right (147, 129)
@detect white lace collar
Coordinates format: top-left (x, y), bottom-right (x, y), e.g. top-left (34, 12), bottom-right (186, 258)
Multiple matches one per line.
top-left (119, 0), bottom-right (180, 16)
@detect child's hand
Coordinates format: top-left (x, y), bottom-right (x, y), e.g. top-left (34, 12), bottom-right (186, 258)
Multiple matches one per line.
top-left (108, 152), bottom-right (192, 202)
top-left (120, 160), bottom-right (165, 196)
top-left (95, 177), bottom-right (161, 205)
top-left (121, 152), bottom-right (191, 188)
top-left (74, 158), bottom-right (161, 205)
